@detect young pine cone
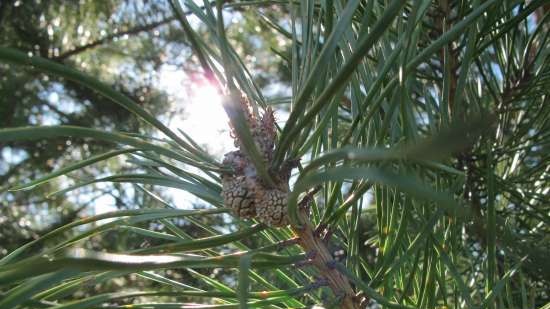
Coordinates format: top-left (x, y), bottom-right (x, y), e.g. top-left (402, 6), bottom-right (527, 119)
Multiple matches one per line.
top-left (254, 108), bottom-right (276, 161)
top-left (222, 150), bottom-right (248, 174)
top-left (221, 175), bottom-right (256, 219)
top-left (229, 98), bottom-right (276, 162)
top-left (255, 189), bottom-right (289, 227)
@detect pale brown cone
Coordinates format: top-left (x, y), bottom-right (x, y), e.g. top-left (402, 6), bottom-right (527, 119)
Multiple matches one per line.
top-left (255, 189), bottom-right (289, 227)
top-left (221, 175), bottom-right (256, 218)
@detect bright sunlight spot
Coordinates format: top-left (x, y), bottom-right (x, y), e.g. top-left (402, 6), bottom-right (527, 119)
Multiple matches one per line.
top-left (177, 82), bottom-right (232, 157)
top-left (159, 65), bottom-right (233, 159)
top-left (157, 65), bottom-right (234, 209)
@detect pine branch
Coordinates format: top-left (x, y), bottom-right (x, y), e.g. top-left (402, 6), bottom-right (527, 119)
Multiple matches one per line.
top-left (53, 17), bottom-right (175, 61)
top-left (292, 190), bottom-right (362, 309)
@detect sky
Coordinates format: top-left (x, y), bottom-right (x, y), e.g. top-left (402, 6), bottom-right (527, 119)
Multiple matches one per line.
top-left (84, 64), bottom-right (235, 215)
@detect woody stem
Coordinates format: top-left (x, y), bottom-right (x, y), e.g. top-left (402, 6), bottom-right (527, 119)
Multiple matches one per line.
top-left (292, 208), bottom-right (360, 309)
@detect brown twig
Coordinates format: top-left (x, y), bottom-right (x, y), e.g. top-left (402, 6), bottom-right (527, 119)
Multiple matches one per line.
top-left (54, 17), bottom-right (175, 61)
top-left (291, 191), bottom-right (360, 309)
top-left (54, 1), bottom-right (222, 61)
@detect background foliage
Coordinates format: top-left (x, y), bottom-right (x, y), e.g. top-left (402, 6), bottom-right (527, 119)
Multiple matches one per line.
top-left (0, 0), bottom-right (549, 308)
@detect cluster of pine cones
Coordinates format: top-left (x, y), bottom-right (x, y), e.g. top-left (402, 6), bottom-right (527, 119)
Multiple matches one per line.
top-left (220, 96), bottom-right (292, 227)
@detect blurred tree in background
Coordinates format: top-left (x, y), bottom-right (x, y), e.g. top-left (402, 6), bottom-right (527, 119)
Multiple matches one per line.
top-left (1, 0), bottom-right (171, 252)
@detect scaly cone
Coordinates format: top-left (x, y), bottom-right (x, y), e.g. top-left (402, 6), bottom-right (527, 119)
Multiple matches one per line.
top-left (221, 95), bottom-right (290, 227)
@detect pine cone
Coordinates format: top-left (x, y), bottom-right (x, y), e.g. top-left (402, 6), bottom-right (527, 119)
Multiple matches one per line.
top-left (230, 96), bottom-right (259, 149)
top-left (222, 150), bottom-right (248, 174)
top-left (221, 95), bottom-right (293, 227)
top-left (221, 175), bottom-right (256, 218)
top-left (255, 107), bottom-right (276, 160)
top-left (255, 189), bottom-right (289, 227)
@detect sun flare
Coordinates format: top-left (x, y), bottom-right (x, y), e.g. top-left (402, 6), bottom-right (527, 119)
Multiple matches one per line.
top-left (159, 66), bottom-right (234, 159)
top-left (180, 82), bottom-right (233, 156)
